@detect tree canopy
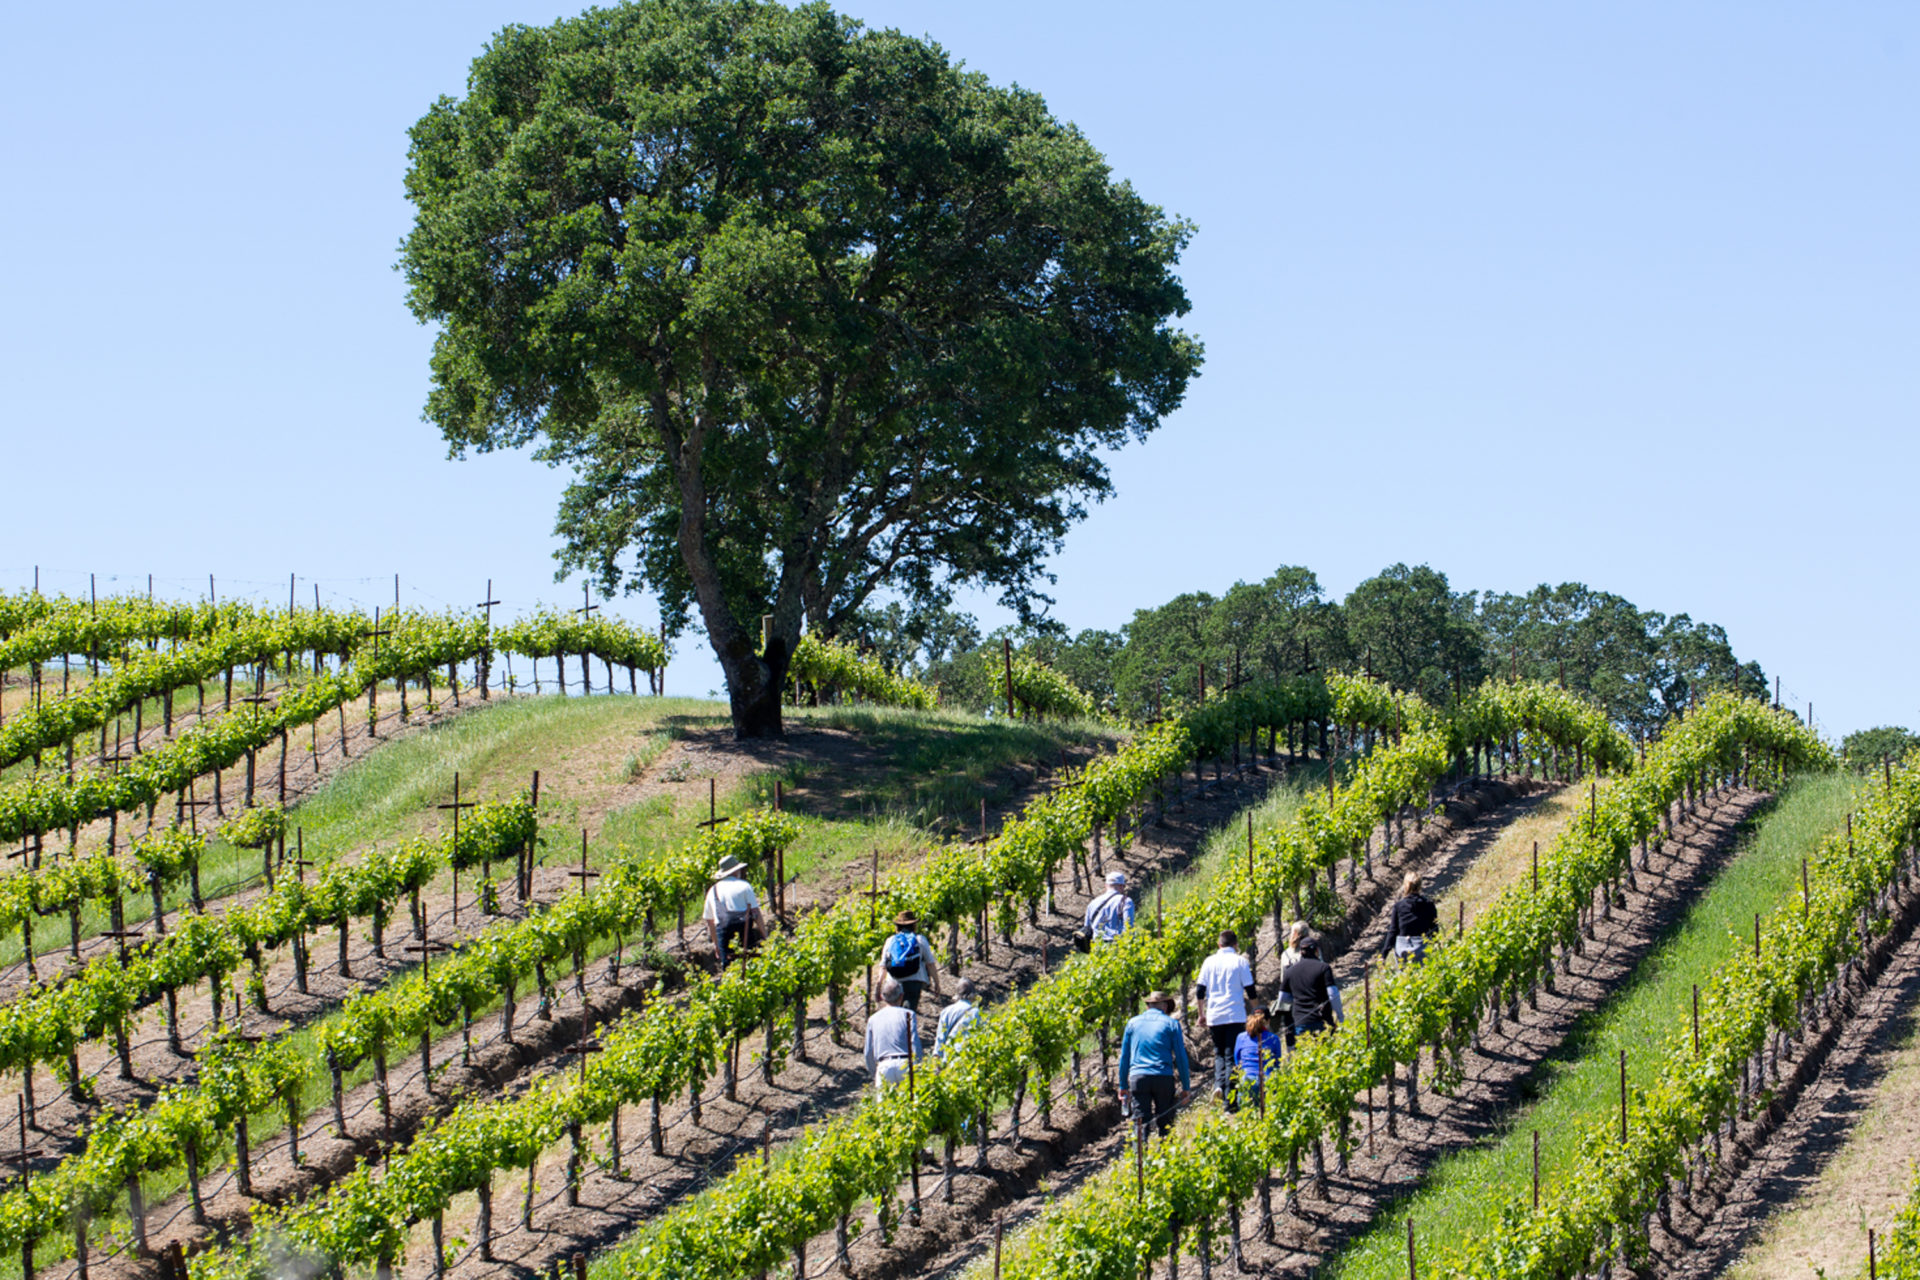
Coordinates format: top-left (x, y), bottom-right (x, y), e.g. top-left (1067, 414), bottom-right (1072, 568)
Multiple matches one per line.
top-left (1841, 725), bottom-right (1920, 770)
top-left (907, 564), bottom-right (1768, 734)
top-left (402, 0), bottom-right (1201, 736)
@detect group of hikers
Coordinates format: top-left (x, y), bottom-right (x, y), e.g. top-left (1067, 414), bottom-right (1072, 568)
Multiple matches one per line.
top-left (698, 846), bottom-right (1440, 1139)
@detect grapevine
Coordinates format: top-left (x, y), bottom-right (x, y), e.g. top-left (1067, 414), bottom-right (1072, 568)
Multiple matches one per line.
top-left (789, 635), bottom-right (937, 711)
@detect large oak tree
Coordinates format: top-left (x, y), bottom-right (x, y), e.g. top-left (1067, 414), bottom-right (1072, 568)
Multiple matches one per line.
top-left (402, 0), bottom-right (1201, 736)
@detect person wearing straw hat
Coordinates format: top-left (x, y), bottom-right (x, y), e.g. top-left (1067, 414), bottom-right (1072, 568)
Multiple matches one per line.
top-left (881, 909), bottom-right (943, 1012)
top-left (1117, 989), bottom-right (1191, 1140)
top-left (702, 854), bottom-right (763, 968)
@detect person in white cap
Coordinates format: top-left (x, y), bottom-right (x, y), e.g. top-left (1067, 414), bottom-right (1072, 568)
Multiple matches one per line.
top-left (702, 855), bottom-right (763, 967)
top-left (1084, 869), bottom-right (1136, 944)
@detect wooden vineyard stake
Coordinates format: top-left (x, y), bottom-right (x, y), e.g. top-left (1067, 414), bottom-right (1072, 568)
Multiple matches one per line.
top-left (438, 773), bottom-right (477, 926)
top-left (477, 580), bottom-right (500, 700)
top-left (1803, 858), bottom-right (1811, 915)
top-left (1003, 638), bottom-right (1015, 718)
top-left (1619, 1048), bottom-right (1628, 1141)
top-left (1532, 841), bottom-right (1539, 894)
top-left (698, 777), bottom-right (728, 829)
top-left (528, 771), bottom-right (542, 903)
top-left (1364, 961), bottom-right (1372, 1046)
top-left (568, 830), bottom-right (600, 898)
top-left (1407, 1217), bottom-right (1417, 1280)
top-left (1532, 1129), bottom-right (1540, 1211)
top-left (1693, 985), bottom-right (1701, 1055)
top-left (2, 1098), bottom-right (45, 1280)
top-left (576, 586), bottom-right (601, 695)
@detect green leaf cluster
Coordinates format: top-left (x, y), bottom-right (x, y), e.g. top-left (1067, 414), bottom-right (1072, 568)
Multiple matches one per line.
top-left (791, 635), bottom-right (937, 711)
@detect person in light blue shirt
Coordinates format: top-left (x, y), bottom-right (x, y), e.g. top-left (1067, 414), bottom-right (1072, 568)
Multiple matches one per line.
top-left (934, 978), bottom-right (982, 1056)
top-left (1116, 990), bottom-right (1190, 1140)
top-left (1085, 870), bottom-right (1136, 943)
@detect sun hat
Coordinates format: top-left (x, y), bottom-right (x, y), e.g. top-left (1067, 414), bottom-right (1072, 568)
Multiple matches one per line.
top-left (894, 910), bottom-right (919, 930)
top-left (1144, 989), bottom-right (1175, 1008)
top-left (713, 856), bottom-right (748, 879)
top-left (1106, 870), bottom-right (1128, 887)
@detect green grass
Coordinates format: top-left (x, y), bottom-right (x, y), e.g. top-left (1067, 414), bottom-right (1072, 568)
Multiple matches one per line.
top-left (779, 703), bottom-right (1116, 835)
top-left (1325, 772), bottom-right (1861, 1280)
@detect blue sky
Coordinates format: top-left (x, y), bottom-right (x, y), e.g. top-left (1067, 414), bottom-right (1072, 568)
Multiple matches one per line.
top-left (3, 3), bottom-right (1913, 736)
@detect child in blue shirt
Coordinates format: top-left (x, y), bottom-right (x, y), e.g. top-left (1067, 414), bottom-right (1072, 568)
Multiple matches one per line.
top-left (1231, 1006), bottom-right (1285, 1111)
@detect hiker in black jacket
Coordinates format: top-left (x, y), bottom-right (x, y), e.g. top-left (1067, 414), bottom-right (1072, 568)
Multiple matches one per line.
top-left (1380, 872), bottom-right (1439, 963)
top-left (1279, 937), bottom-right (1343, 1038)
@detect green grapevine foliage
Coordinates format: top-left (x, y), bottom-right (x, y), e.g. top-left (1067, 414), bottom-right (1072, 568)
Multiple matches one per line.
top-left (991, 649), bottom-right (1096, 721)
top-left (982, 694), bottom-right (1827, 1280)
top-left (790, 635), bottom-right (937, 711)
top-left (1440, 748), bottom-right (1919, 1278)
top-left (0, 609), bottom-right (665, 844)
top-left (1874, 1163), bottom-right (1920, 1280)
top-left (189, 679), bottom-right (1633, 1280)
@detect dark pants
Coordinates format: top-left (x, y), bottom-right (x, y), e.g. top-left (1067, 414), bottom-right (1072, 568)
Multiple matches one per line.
top-left (1209, 1022), bottom-right (1245, 1095)
top-left (1292, 1013), bottom-right (1327, 1038)
top-left (719, 919), bottom-right (751, 967)
top-left (1129, 1074), bottom-right (1178, 1140)
top-left (900, 978), bottom-right (929, 1012)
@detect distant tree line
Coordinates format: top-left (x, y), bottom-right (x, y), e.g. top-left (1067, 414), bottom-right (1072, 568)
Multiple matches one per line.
top-left (837, 563), bottom-right (1771, 737)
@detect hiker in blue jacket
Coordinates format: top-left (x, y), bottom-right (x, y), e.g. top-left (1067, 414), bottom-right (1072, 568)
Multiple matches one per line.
top-left (1117, 989), bottom-right (1191, 1140)
top-left (881, 910), bottom-right (944, 1012)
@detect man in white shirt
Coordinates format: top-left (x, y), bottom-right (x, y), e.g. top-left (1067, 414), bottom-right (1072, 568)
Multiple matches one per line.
top-left (702, 855), bottom-right (763, 968)
top-left (1194, 929), bottom-right (1257, 1100)
top-left (864, 978), bottom-right (923, 1087)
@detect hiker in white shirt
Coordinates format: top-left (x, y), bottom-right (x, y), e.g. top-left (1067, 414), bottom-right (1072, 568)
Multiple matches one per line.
top-left (864, 978), bottom-right (923, 1087)
top-left (701, 855), bottom-right (763, 968)
top-left (1194, 930), bottom-right (1257, 1100)
top-left (880, 910), bottom-right (943, 1011)
top-left (1084, 870), bottom-right (1136, 944)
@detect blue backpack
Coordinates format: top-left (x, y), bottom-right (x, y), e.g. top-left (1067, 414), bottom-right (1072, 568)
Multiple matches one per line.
top-left (883, 932), bottom-right (923, 979)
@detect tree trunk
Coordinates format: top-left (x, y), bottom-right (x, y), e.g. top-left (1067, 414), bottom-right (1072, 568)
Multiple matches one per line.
top-left (717, 640), bottom-right (789, 739)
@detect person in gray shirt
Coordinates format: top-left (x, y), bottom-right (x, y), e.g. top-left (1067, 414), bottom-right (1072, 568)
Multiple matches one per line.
top-left (935, 978), bottom-right (983, 1057)
top-left (864, 978), bottom-right (923, 1087)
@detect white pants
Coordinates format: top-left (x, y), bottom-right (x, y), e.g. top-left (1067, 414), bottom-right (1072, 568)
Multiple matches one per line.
top-left (875, 1057), bottom-right (912, 1088)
